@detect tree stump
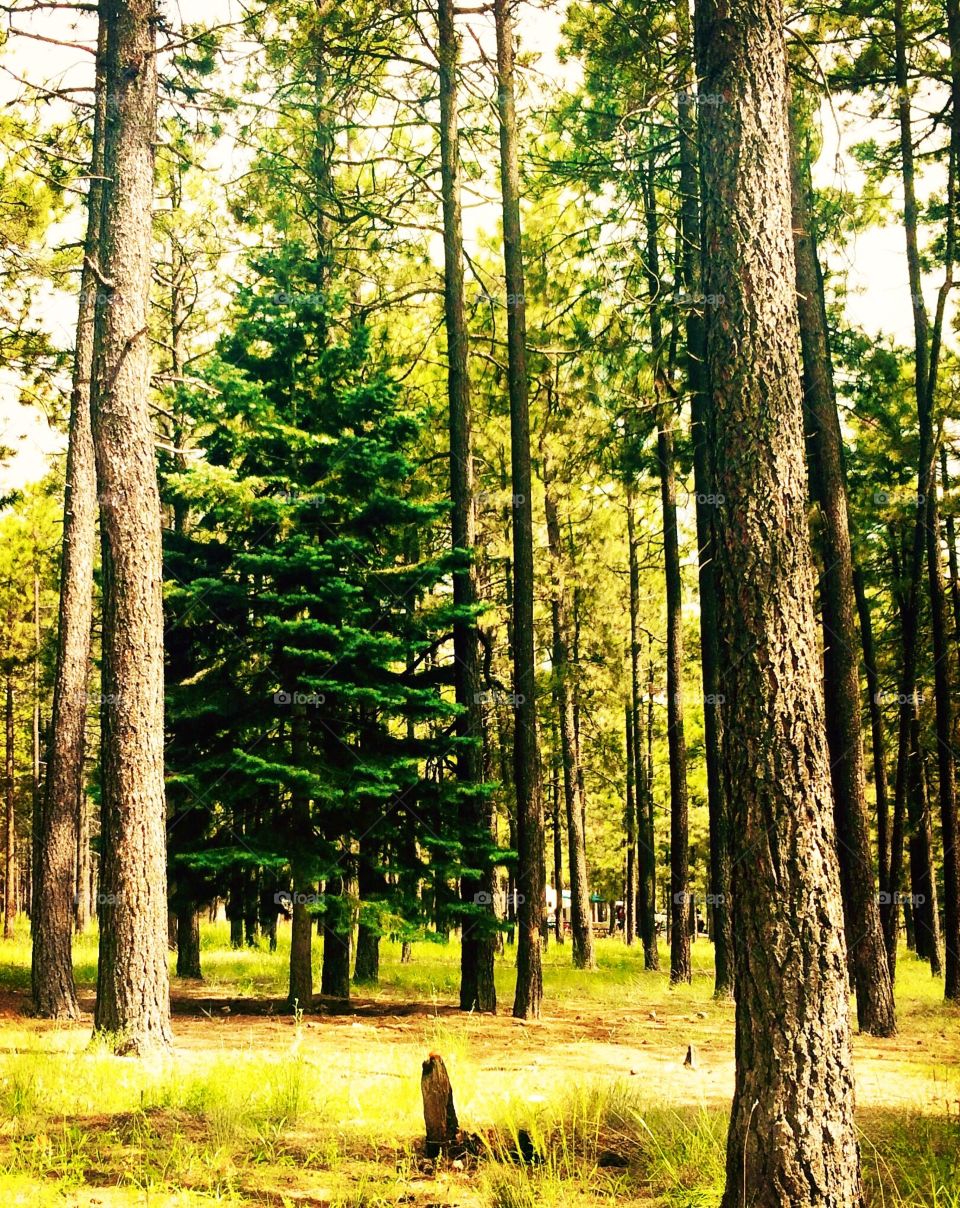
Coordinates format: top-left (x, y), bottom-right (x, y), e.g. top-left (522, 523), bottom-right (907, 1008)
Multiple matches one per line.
top-left (421, 1052), bottom-right (458, 1158)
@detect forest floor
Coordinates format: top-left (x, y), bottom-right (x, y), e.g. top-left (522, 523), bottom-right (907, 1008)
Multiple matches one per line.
top-left (0, 924), bottom-right (957, 1206)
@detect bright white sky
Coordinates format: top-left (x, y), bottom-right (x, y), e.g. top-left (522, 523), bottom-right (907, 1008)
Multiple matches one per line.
top-left (0, 2), bottom-right (942, 496)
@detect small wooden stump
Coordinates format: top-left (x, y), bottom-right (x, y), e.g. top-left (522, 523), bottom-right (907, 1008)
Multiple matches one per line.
top-left (421, 1051), bottom-right (458, 1158)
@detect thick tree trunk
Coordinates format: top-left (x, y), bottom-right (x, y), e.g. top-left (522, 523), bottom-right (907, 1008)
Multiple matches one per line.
top-left (91, 0), bottom-right (171, 1055)
top-left (696, 2), bottom-right (863, 1202)
top-left (438, 0), bottom-right (496, 1015)
top-left (4, 678), bottom-right (14, 940)
top-left (175, 905), bottom-right (201, 979)
top-left (543, 475), bottom-right (593, 967)
top-left (32, 14), bottom-right (106, 1020)
top-left (494, 0), bottom-right (544, 1020)
top-left (789, 103), bottom-right (896, 1035)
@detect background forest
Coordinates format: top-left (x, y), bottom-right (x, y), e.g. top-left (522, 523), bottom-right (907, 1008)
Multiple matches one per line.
top-left (0, 0), bottom-right (958, 1205)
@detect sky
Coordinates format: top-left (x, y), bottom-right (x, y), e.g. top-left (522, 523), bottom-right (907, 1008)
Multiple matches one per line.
top-left (0, 2), bottom-right (944, 496)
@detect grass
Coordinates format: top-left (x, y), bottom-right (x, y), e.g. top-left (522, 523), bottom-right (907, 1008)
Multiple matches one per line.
top-left (0, 918), bottom-right (954, 1204)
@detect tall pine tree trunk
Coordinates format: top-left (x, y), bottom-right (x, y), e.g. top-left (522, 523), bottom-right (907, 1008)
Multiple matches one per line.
top-left (287, 702), bottom-right (313, 1011)
top-left (4, 677), bottom-right (14, 940)
top-left (676, 16), bottom-right (732, 1000)
top-left (853, 568), bottom-right (891, 897)
top-left (893, 0), bottom-right (960, 999)
top-left (627, 491), bottom-right (658, 968)
top-left (91, 0), bottom-right (171, 1055)
top-left (656, 401), bottom-right (690, 986)
top-left (788, 101), bottom-right (896, 1035)
top-left (32, 12), bottom-right (106, 1020)
top-left (494, 0), bottom-right (544, 1020)
top-left (543, 470), bottom-right (594, 968)
top-left (438, 0), bottom-right (496, 1014)
top-left (696, 1), bottom-right (863, 1201)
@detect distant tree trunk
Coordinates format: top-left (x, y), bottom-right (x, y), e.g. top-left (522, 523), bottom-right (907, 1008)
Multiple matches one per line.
top-left (676, 4), bottom-right (731, 998)
top-left (624, 701), bottom-right (637, 940)
top-left (438, 0), bottom-right (496, 1015)
top-left (4, 678), bottom-right (14, 940)
top-left (176, 905), bottom-right (201, 979)
top-left (30, 570), bottom-right (42, 928)
top-left (74, 794), bottom-right (91, 932)
top-left (354, 847), bottom-right (382, 986)
top-left (657, 402), bottom-right (690, 986)
top-left (641, 151), bottom-right (689, 985)
top-left (495, 0), bottom-right (543, 1020)
top-left (549, 752), bottom-right (563, 945)
top-left (853, 569), bottom-right (890, 897)
top-left (940, 447), bottom-right (960, 646)
top-left (696, 1), bottom-right (863, 1201)
top-left (320, 876), bottom-right (351, 999)
top-left (627, 492), bottom-right (657, 968)
top-left (908, 726), bottom-right (942, 974)
top-left (789, 101), bottom-right (896, 1036)
top-left (543, 472), bottom-right (593, 967)
top-left (893, 0), bottom-right (960, 1000)
top-left (287, 701), bottom-right (314, 1011)
top-left (91, 0), bottom-right (171, 1055)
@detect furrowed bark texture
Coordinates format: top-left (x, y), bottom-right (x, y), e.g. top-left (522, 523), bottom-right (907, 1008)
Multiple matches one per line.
top-left (696, 2), bottom-right (863, 1202)
top-left (91, 0), bottom-right (172, 1054)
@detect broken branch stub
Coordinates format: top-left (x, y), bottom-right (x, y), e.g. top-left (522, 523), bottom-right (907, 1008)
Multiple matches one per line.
top-left (421, 1051), bottom-right (459, 1157)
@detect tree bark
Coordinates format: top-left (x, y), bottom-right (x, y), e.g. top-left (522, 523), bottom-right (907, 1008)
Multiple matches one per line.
top-left (696, 2), bottom-right (863, 1201)
top-left (494, 0), bottom-right (544, 1020)
top-left (91, 0), bottom-right (171, 1055)
top-left (421, 1053), bottom-right (458, 1158)
top-left (789, 101), bottom-right (896, 1035)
